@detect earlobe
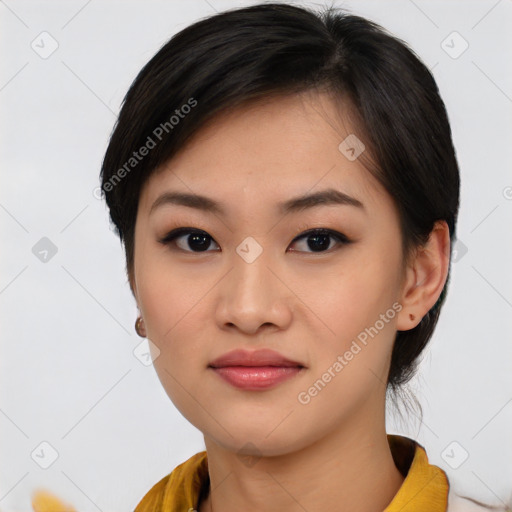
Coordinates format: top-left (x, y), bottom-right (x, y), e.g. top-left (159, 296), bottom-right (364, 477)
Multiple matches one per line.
top-left (396, 263), bottom-right (421, 331)
top-left (396, 221), bottom-right (450, 331)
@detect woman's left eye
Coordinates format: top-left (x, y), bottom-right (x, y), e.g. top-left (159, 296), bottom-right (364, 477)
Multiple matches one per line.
top-left (290, 228), bottom-right (351, 253)
top-left (158, 227), bottom-right (351, 254)
top-left (292, 229), bottom-right (350, 252)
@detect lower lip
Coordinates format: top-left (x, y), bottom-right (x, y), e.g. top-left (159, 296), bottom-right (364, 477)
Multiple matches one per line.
top-left (210, 366), bottom-right (303, 390)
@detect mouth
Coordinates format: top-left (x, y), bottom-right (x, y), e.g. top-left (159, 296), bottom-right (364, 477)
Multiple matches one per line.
top-left (208, 348), bottom-right (306, 390)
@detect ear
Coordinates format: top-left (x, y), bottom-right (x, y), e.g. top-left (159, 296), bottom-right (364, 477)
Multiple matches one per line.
top-left (396, 220), bottom-right (451, 331)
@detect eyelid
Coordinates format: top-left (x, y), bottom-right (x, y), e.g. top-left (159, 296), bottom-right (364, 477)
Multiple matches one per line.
top-left (158, 227), bottom-right (215, 246)
top-left (291, 222), bottom-right (351, 243)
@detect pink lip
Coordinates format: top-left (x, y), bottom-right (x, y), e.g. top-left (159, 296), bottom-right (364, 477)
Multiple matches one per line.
top-left (211, 366), bottom-right (304, 390)
top-left (209, 349), bottom-right (305, 390)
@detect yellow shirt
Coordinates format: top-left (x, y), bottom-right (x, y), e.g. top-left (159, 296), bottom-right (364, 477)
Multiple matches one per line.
top-left (133, 434), bottom-right (456, 511)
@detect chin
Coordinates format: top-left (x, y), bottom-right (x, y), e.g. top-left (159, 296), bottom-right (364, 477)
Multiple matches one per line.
top-left (204, 424), bottom-right (308, 458)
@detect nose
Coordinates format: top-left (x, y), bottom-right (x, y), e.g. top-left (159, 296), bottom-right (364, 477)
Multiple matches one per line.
top-left (214, 243), bottom-right (293, 336)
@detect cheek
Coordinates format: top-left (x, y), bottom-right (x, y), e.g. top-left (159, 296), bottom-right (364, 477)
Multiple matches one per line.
top-left (135, 238), bottom-right (187, 322)
top-left (305, 257), bottom-right (398, 334)
top-left (137, 261), bottom-right (209, 417)
top-left (299, 252), bottom-right (401, 383)
top-left (135, 252), bottom-right (215, 362)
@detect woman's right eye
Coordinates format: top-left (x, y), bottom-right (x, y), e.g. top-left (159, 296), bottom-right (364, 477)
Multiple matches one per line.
top-left (159, 228), bottom-right (220, 253)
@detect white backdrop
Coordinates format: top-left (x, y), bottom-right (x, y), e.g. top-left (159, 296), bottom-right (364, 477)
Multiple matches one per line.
top-left (1, 0), bottom-right (511, 510)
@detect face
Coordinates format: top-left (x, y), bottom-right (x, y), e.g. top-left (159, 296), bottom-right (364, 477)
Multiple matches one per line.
top-left (131, 91), bottom-right (408, 456)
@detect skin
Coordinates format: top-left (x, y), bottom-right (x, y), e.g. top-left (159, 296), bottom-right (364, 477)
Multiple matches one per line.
top-left (129, 91), bottom-right (450, 512)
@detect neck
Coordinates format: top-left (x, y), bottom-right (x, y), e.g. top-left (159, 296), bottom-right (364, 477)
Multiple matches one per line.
top-left (199, 411), bottom-right (405, 512)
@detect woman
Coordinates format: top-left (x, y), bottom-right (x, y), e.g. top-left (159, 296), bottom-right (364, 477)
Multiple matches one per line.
top-left (95, 3), bottom-right (493, 511)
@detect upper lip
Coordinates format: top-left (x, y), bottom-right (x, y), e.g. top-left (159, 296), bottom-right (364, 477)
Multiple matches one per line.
top-left (209, 349), bottom-right (305, 368)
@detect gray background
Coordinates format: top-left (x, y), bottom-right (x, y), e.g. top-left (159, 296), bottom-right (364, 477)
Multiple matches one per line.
top-left (1, 0), bottom-right (511, 510)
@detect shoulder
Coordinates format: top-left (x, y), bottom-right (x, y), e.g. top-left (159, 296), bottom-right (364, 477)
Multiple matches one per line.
top-left (134, 451), bottom-right (208, 512)
top-left (447, 488), bottom-right (493, 512)
top-left (134, 473), bottom-right (170, 512)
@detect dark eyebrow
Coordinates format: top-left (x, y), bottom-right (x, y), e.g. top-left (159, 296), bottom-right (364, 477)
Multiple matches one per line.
top-left (279, 188), bottom-right (365, 214)
top-left (149, 188), bottom-right (365, 216)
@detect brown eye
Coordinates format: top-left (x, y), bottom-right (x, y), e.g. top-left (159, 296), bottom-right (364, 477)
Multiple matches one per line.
top-left (289, 228), bottom-right (351, 253)
top-left (159, 228), bottom-right (220, 253)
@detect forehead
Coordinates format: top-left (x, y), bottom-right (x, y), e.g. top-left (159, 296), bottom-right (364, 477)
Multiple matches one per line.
top-left (139, 91), bottom-right (388, 217)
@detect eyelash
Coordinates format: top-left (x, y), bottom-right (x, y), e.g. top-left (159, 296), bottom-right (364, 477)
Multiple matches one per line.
top-left (158, 225), bottom-right (352, 254)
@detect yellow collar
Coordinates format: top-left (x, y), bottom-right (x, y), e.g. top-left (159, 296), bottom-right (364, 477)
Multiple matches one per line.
top-left (135, 434), bottom-right (449, 512)
top-left (384, 434), bottom-right (449, 511)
